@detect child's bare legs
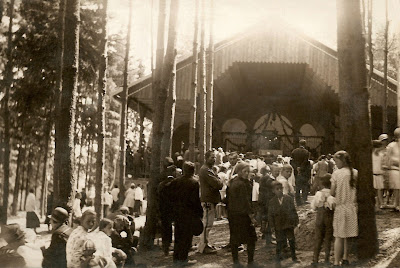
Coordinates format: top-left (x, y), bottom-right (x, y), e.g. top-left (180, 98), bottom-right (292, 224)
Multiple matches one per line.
top-left (343, 238), bottom-right (349, 261)
top-left (377, 190), bottom-right (383, 208)
top-left (334, 237), bottom-right (344, 265)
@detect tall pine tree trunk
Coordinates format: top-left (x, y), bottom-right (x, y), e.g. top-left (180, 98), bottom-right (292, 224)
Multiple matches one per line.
top-left (118, 0), bottom-right (133, 203)
top-left (76, 134), bottom-right (84, 189)
top-left (95, 0), bottom-right (108, 220)
top-left (161, 0), bottom-right (181, 159)
top-left (143, 0), bottom-right (181, 248)
top-left (382, 0), bottom-right (389, 133)
top-left (336, 0), bottom-right (378, 259)
top-left (34, 151), bottom-right (42, 196)
top-left (205, 0), bottom-right (214, 151)
top-left (53, 0), bottom-right (66, 207)
top-left (367, 0), bottom-right (373, 88)
top-left (189, 0), bottom-right (199, 162)
top-left (1, 0), bottom-right (15, 224)
top-left (41, 110), bottom-right (52, 216)
top-left (198, 0), bottom-right (206, 164)
top-left (11, 145), bottom-right (24, 216)
top-left (55, 0), bottom-right (80, 208)
top-left (24, 147), bottom-right (34, 207)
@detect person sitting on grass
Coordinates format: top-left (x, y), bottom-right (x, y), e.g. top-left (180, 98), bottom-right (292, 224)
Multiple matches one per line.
top-left (268, 181), bottom-right (299, 266)
top-left (41, 207), bottom-right (73, 268)
top-left (310, 174), bottom-right (336, 267)
top-left (90, 219), bottom-right (126, 268)
top-left (110, 215), bottom-right (137, 267)
top-left (67, 209), bottom-right (97, 268)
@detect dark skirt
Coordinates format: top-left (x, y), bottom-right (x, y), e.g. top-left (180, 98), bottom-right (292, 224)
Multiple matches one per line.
top-left (26, 211), bottom-right (40, 228)
top-left (228, 213), bottom-right (257, 245)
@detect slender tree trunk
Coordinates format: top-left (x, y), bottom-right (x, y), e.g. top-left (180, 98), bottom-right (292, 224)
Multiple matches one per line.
top-left (367, 0), bottom-right (373, 88)
top-left (0, 0), bottom-right (3, 25)
top-left (118, 0), bottom-right (133, 204)
top-left (95, 0), bottom-right (108, 220)
top-left (41, 113), bottom-right (52, 216)
top-left (189, 0), bottom-right (199, 162)
top-left (142, 0), bottom-right (177, 248)
top-left (55, 0), bottom-right (80, 208)
top-left (76, 134), bottom-right (84, 189)
top-left (336, 0), bottom-right (378, 259)
top-left (85, 136), bottom-right (92, 190)
top-left (34, 151), bottom-right (42, 196)
top-left (206, 0), bottom-right (214, 151)
top-left (19, 152), bottom-right (27, 211)
top-left (11, 146), bottom-right (24, 216)
top-left (161, 0), bottom-right (181, 159)
top-left (1, 0), bottom-right (15, 225)
top-left (382, 0), bottom-right (389, 133)
top-left (398, 26), bottom-right (400, 127)
top-left (24, 147), bottom-right (34, 207)
top-left (198, 0), bottom-right (207, 164)
top-left (53, 0), bottom-right (66, 207)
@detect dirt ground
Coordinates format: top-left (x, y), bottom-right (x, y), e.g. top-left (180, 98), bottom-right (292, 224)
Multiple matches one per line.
top-left (5, 199), bottom-right (400, 268)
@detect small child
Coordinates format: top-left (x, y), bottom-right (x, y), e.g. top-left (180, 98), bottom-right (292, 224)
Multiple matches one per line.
top-left (268, 181), bottom-right (299, 265)
top-left (66, 209), bottom-right (97, 268)
top-left (90, 219), bottom-right (127, 268)
top-left (311, 174), bottom-right (335, 266)
top-left (80, 239), bottom-right (107, 268)
top-left (276, 164), bottom-right (295, 197)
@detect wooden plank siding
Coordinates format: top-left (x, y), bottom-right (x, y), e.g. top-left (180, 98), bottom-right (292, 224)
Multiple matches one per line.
top-left (122, 23), bottom-right (397, 115)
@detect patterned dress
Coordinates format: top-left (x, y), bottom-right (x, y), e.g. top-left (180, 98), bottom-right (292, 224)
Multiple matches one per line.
top-left (66, 226), bottom-right (89, 268)
top-left (331, 168), bottom-right (358, 238)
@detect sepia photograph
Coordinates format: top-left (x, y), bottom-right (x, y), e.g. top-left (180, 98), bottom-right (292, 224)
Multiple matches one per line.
top-left (0, 0), bottom-right (399, 267)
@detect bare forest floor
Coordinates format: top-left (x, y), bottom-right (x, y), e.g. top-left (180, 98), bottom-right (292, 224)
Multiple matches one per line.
top-left (3, 199), bottom-right (400, 268)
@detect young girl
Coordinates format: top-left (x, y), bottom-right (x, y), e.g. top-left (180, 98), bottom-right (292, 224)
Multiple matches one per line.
top-left (90, 219), bottom-right (126, 268)
top-left (330, 151), bottom-right (358, 267)
top-left (226, 162), bottom-right (258, 267)
top-left (66, 209), bottom-right (97, 268)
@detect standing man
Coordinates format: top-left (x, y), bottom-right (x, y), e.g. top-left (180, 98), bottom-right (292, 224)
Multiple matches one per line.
top-left (291, 139), bottom-right (311, 205)
top-left (198, 150), bottom-right (223, 254)
top-left (170, 161), bottom-right (203, 265)
top-left (133, 184), bottom-right (144, 216)
top-left (110, 185), bottom-right (120, 212)
top-left (227, 152), bottom-right (239, 181)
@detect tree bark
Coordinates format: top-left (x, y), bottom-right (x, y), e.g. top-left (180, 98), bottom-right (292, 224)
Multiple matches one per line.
top-left (85, 135), bottom-right (92, 190)
top-left (0, 0), bottom-right (3, 25)
top-left (53, 0), bottom-right (66, 207)
top-left (143, 0), bottom-right (181, 249)
top-left (34, 151), bottom-right (42, 196)
top-left (367, 0), bottom-right (373, 88)
top-left (24, 147), bottom-right (34, 208)
top-left (11, 146), bottom-right (24, 216)
top-left (382, 0), bottom-right (389, 133)
top-left (189, 0), bottom-right (199, 162)
top-left (161, 0), bottom-right (180, 159)
top-left (1, 0), bottom-right (15, 224)
top-left (55, 0), bottom-right (80, 209)
top-left (41, 110), bottom-right (52, 216)
top-left (95, 0), bottom-right (108, 221)
top-left (76, 134), bottom-right (84, 189)
top-left (336, 0), bottom-right (378, 259)
top-left (118, 0), bottom-right (133, 204)
top-left (198, 0), bottom-right (207, 164)
top-left (206, 0), bottom-right (214, 151)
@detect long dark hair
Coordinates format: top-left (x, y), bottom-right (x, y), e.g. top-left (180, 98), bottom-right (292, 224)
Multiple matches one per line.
top-left (334, 150), bottom-right (356, 188)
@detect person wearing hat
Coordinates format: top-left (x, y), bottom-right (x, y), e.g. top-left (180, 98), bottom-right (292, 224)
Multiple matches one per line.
top-left (41, 207), bottom-right (73, 268)
top-left (0, 224), bottom-right (27, 267)
top-left (383, 129), bottom-right (400, 211)
top-left (123, 183), bottom-right (136, 215)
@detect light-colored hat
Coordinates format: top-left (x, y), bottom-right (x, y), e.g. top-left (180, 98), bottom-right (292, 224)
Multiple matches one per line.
top-left (378, 134), bottom-right (389, 141)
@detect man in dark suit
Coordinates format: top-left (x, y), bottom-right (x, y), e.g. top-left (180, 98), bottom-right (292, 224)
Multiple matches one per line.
top-left (170, 161), bottom-right (203, 266)
top-left (268, 181), bottom-right (299, 265)
top-left (291, 139), bottom-right (311, 205)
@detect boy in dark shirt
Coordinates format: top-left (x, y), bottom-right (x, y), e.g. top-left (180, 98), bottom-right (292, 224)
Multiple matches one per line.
top-left (268, 181), bottom-right (299, 266)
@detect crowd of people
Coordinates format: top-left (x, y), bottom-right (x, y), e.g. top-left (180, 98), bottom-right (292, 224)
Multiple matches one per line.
top-left (2, 131), bottom-right (398, 267)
